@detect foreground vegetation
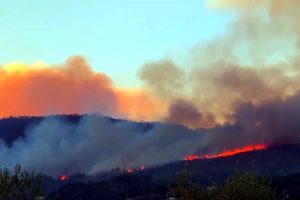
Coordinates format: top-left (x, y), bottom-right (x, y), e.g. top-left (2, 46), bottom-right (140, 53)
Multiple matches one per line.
top-left (169, 170), bottom-right (278, 200)
top-left (1, 165), bottom-right (299, 199)
top-left (50, 170), bottom-right (296, 200)
top-left (0, 165), bottom-right (44, 200)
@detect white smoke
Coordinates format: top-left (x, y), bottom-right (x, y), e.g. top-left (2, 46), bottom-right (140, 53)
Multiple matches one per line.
top-left (0, 115), bottom-right (207, 176)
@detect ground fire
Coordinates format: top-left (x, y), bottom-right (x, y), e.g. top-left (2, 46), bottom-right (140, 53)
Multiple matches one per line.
top-left (58, 175), bottom-right (69, 181)
top-left (184, 144), bottom-right (266, 161)
top-left (125, 165), bottom-right (145, 174)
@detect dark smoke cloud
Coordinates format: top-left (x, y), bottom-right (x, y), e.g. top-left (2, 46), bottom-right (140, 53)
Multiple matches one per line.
top-left (205, 91), bottom-right (300, 152)
top-left (165, 99), bottom-right (215, 129)
top-left (232, 92), bottom-right (300, 145)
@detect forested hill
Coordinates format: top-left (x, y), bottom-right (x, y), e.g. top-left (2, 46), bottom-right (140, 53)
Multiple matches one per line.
top-left (0, 114), bottom-right (156, 146)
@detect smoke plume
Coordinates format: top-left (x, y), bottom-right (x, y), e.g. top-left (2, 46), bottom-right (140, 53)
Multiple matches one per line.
top-left (139, 0), bottom-right (300, 128)
top-left (0, 56), bottom-right (165, 121)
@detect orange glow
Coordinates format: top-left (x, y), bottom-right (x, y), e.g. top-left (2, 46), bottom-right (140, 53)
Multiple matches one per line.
top-left (127, 168), bottom-right (134, 174)
top-left (116, 88), bottom-right (167, 121)
top-left (140, 165), bottom-right (145, 171)
top-left (125, 165), bottom-right (145, 174)
top-left (184, 144), bottom-right (266, 161)
top-left (0, 57), bottom-right (165, 121)
top-left (184, 155), bottom-right (200, 161)
top-left (58, 175), bottom-right (69, 181)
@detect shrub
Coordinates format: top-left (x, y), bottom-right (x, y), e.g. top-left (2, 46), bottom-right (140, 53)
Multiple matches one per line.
top-left (169, 171), bottom-right (278, 200)
top-left (218, 171), bottom-right (277, 200)
top-left (0, 164), bottom-right (45, 200)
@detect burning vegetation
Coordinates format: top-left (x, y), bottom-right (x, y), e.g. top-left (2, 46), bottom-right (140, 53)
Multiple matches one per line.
top-left (184, 144), bottom-right (266, 161)
top-left (125, 165), bottom-right (145, 174)
top-left (110, 165), bottom-right (145, 174)
top-left (58, 175), bottom-right (69, 181)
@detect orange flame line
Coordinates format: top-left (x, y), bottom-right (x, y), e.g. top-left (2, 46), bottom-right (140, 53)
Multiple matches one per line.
top-left (184, 144), bottom-right (266, 161)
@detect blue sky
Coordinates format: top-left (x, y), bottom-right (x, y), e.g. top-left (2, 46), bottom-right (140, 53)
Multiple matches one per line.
top-left (0, 0), bottom-right (233, 87)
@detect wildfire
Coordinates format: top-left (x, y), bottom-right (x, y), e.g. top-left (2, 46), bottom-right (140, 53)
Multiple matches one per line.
top-left (127, 168), bottom-right (134, 174)
top-left (58, 175), bottom-right (69, 181)
top-left (184, 144), bottom-right (266, 161)
top-left (125, 165), bottom-right (145, 174)
top-left (184, 155), bottom-right (200, 161)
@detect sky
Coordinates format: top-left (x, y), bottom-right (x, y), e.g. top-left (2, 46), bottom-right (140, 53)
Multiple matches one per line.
top-left (0, 0), bottom-right (233, 87)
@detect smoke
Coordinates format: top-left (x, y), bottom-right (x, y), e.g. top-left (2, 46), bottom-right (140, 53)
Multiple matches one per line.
top-left (164, 99), bottom-right (215, 129)
top-left (0, 115), bottom-right (207, 176)
top-left (205, 90), bottom-right (300, 154)
top-left (1, 1), bottom-right (299, 130)
top-left (1, 89), bottom-right (300, 176)
top-left (0, 56), bottom-right (165, 121)
top-left (138, 0), bottom-right (300, 128)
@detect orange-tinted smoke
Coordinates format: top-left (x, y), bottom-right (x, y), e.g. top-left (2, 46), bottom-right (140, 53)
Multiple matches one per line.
top-left (0, 56), bottom-right (165, 120)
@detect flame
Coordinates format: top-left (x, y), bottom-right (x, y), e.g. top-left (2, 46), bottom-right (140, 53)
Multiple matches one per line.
top-left (58, 175), bottom-right (69, 181)
top-left (184, 155), bottom-right (200, 161)
top-left (125, 165), bottom-right (145, 174)
top-left (127, 168), bottom-right (134, 174)
top-left (184, 144), bottom-right (266, 161)
top-left (140, 165), bottom-right (145, 171)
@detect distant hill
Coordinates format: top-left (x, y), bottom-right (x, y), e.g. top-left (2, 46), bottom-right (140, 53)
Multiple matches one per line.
top-left (144, 144), bottom-right (300, 183)
top-left (0, 115), bottom-right (81, 146)
top-left (46, 144), bottom-right (300, 199)
top-left (0, 114), bottom-right (156, 146)
top-left (42, 143), bottom-right (300, 192)
top-left (2, 116), bottom-right (300, 199)
top-left (1, 115), bottom-right (300, 179)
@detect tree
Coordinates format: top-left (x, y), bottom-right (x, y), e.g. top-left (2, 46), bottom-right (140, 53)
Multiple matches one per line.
top-left (218, 171), bottom-right (277, 200)
top-left (169, 170), bottom-right (211, 200)
top-left (169, 170), bottom-right (278, 200)
top-left (0, 164), bottom-right (45, 200)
